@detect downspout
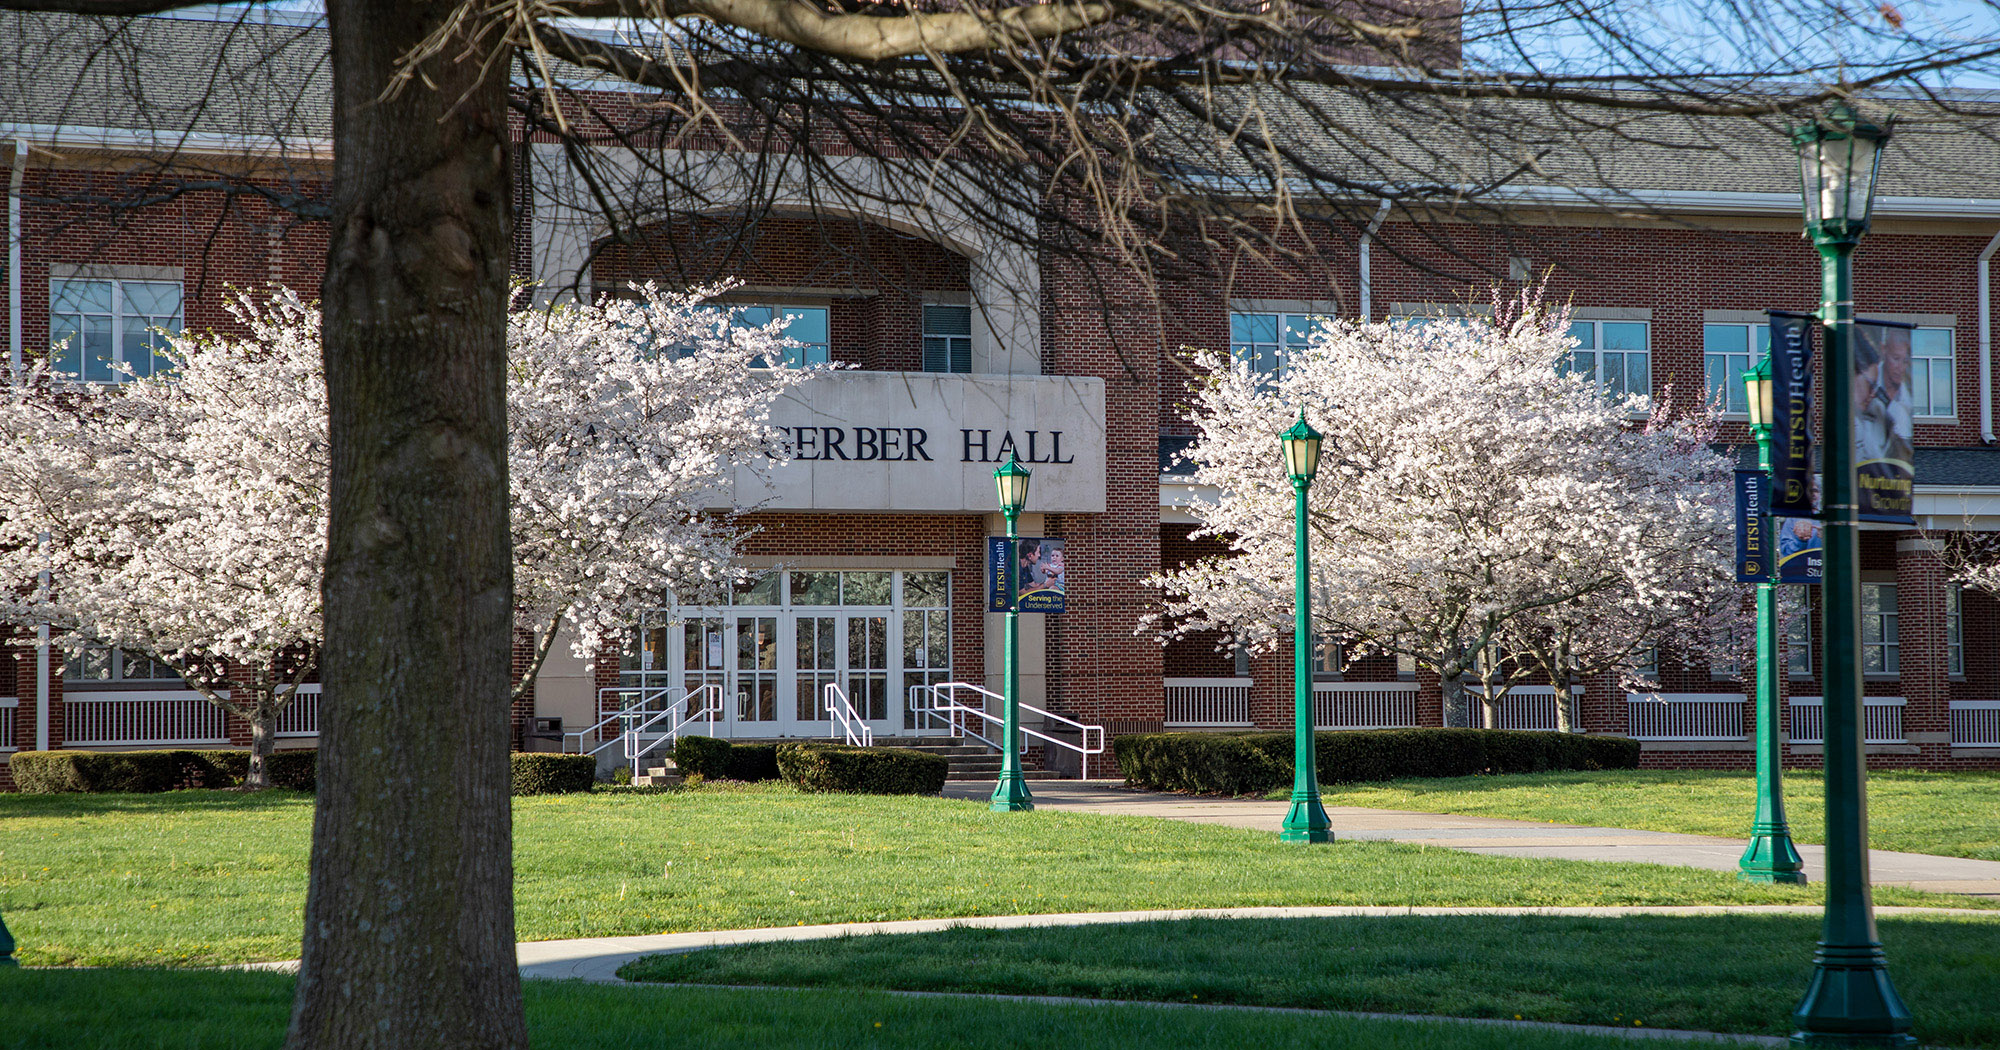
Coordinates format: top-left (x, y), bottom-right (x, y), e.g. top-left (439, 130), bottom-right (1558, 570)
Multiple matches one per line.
top-left (9, 137), bottom-right (25, 380)
top-left (37, 534), bottom-right (50, 752)
top-left (1358, 198), bottom-right (1391, 321)
top-left (1979, 228), bottom-right (1999, 444)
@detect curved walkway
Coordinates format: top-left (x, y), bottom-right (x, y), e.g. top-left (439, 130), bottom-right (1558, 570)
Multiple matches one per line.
top-left (940, 781), bottom-right (2000, 899)
top-left (494, 786), bottom-right (2000, 1046)
top-left (513, 903), bottom-right (1991, 984)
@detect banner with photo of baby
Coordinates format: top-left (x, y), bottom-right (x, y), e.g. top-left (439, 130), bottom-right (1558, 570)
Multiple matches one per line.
top-left (1853, 318), bottom-right (1917, 524)
top-left (986, 536), bottom-right (1066, 612)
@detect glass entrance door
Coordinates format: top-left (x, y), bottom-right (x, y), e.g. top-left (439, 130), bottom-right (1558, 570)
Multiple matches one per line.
top-left (641, 569), bottom-right (952, 739)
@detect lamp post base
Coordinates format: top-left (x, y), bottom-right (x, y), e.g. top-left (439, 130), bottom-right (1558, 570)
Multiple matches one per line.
top-left (1741, 823), bottom-right (1808, 884)
top-left (989, 774), bottom-right (1035, 812)
top-left (1791, 943), bottom-right (1917, 1049)
top-left (1279, 795), bottom-right (1332, 844)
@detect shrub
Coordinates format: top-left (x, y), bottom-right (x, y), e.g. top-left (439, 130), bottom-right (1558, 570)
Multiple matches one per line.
top-left (775, 742), bottom-right (948, 795)
top-left (1112, 734), bottom-right (1289, 796)
top-left (1119, 728), bottom-right (1640, 793)
top-left (672, 736), bottom-right (781, 782)
top-left (10, 750), bottom-right (200, 793)
top-left (201, 749), bottom-right (319, 792)
top-left (510, 752), bottom-right (598, 795)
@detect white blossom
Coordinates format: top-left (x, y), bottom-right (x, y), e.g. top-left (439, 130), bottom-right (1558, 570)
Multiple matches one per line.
top-left (1150, 291), bottom-right (1740, 729)
top-left (0, 283), bottom-right (807, 782)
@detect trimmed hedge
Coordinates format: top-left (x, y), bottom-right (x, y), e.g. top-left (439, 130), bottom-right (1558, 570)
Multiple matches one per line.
top-left (672, 736), bottom-right (781, 782)
top-left (1115, 729), bottom-right (1641, 795)
top-left (1109, 733), bottom-right (1289, 796)
top-left (510, 752), bottom-right (598, 795)
top-left (9, 748), bottom-right (318, 793)
top-left (775, 742), bottom-right (948, 795)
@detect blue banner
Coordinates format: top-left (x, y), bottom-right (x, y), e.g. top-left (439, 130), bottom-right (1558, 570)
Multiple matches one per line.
top-left (1735, 470), bottom-right (1772, 583)
top-left (1775, 514), bottom-right (1824, 583)
top-left (988, 536), bottom-right (1067, 613)
top-left (1854, 318), bottom-right (1917, 525)
top-left (1768, 311), bottom-right (1816, 516)
top-left (987, 537), bottom-right (1014, 612)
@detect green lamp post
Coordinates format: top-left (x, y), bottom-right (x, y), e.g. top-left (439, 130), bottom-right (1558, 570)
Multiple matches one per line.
top-left (1740, 358), bottom-right (1806, 885)
top-left (991, 454), bottom-right (1035, 813)
top-left (1787, 102), bottom-right (1914, 1049)
top-left (1278, 413), bottom-right (1332, 844)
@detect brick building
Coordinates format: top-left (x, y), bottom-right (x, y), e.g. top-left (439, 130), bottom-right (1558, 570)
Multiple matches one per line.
top-left (3, 9), bottom-right (1998, 789)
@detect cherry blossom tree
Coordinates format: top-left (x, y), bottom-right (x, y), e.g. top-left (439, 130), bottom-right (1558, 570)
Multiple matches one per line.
top-left (507, 284), bottom-right (815, 695)
top-left (1153, 295), bottom-right (1736, 729)
top-left (0, 285), bottom-right (804, 785)
top-left (1493, 393), bottom-right (1741, 731)
top-left (0, 289), bottom-right (327, 789)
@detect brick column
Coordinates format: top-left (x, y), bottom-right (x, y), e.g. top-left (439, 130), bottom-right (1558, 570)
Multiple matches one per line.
top-left (1893, 535), bottom-right (1951, 765)
top-left (1415, 668), bottom-right (1444, 727)
top-left (510, 628), bottom-right (538, 752)
top-left (1577, 669), bottom-right (1622, 734)
top-left (1247, 644), bottom-right (1290, 731)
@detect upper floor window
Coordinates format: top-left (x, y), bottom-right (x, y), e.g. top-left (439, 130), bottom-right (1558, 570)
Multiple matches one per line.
top-left (1706, 319), bottom-right (1954, 419)
top-left (1907, 327), bottom-right (1956, 419)
top-left (1565, 320), bottom-right (1649, 403)
top-left (730, 305), bottom-right (828, 368)
top-left (923, 305), bottom-right (972, 374)
top-left (50, 278), bottom-right (183, 382)
top-left (1230, 310), bottom-right (1322, 383)
top-left (1703, 322), bottom-right (1769, 416)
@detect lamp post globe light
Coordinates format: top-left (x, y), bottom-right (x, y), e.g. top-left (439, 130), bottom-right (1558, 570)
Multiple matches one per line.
top-left (1739, 358), bottom-right (1806, 885)
top-left (1279, 413), bottom-right (1332, 844)
top-left (1787, 103), bottom-right (1914, 1049)
top-left (991, 454), bottom-right (1035, 812)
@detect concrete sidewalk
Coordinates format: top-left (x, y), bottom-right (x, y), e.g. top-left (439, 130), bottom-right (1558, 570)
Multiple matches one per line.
top-left (512, 902), bottom-right (1991, 983)
top-left (941, 781), bottom-right (2000, 899)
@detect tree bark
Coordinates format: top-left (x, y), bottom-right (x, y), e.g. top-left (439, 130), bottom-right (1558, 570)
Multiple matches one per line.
top-left (288, 2), bottom-right (524, 1048)
top-left (246, 693), bottom-right (275, 790)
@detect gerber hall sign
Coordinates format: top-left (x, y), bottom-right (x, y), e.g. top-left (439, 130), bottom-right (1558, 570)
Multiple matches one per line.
top-left (728, 373), bottom-right (1107, 513)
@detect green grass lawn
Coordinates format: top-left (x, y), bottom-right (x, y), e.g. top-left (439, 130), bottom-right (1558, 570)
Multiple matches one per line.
top-left (1307, 770), bottom-right (2000, 861)
top-left (2, 969), bottom-right (1767, 1050)
top-left (4, 782), bottom-right (1981, 967)
top-left (619, 912), bottom-right (2000, 1048)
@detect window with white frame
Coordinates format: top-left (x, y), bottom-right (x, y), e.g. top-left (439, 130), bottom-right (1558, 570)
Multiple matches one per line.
top-left (721, 304), bottom-right (829, 368)
top-left (65, 644), bottom-right (180, 684)
top-left (1907, 327), bottom-right (1955, 418)
top-left (50, 277), bottom-right (184, 382)
top-left (1630, 647), bottom-right (1659, 681)
top-left (1862, 582), bottom-right (1899, 674)
top-left (1703, 322), bottom-right (1770, 415)
top-left (1565, 320), bottom-right (1650, 403)
top-left (1947, 584), bottom-right (1963, 676)
top-left (922, 304), bottom-right (972, 374)
top-left (1229, 310), bottom-right (1322, 383)
top-left (1312, 636), bottom-right (1342, 680)
top-left (1787, 606), bottom-right (1814, 677)
top-left (1710, 627), bottom-right (1741, 680)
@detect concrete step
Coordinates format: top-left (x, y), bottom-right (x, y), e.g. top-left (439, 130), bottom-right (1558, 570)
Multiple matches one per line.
top-left (945, 770), bottom-right (1066, 782)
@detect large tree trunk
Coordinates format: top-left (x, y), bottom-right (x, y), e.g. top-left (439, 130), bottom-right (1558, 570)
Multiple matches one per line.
top-left (288, 2), bottom-right (524, 1048)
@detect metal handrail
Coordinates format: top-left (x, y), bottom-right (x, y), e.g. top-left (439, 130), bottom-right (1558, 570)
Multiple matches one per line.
top-left (911, 681), bottom-right (1106, 780)
top-left (621, 684), bottom-right (722, 777)
top-left (568, 681), bottom-right (687, 757)
top-left (824, 682), bottom-right (874, 747)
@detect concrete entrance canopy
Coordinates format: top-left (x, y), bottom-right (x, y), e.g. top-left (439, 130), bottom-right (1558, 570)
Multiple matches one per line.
top-left (526, 143), bottom-right (1043, 376)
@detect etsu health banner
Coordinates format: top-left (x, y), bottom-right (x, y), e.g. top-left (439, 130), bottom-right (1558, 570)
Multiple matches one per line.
top-left (1853, 318), bottom-right (1917, 525)
top-left (987, 537), bottom-right (1066, 612)
top-left (1767, 310), bottom-right (1817, 516)
top-left (1735, 470), bottom-right (1771, 583)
